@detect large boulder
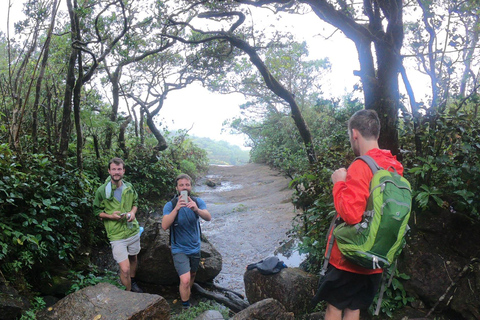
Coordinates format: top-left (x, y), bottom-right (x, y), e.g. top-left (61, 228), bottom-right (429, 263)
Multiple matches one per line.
top-left (36, 282), bottom-right (170, 320)
top-left (244, 267), bottom-right (319, 316)
top-left (400, 207), bottom-right (480, 319)
top-left (136, 218), bottom-right (222, 285)
top-left (232, 298), bottom-right (294, 320)
top-left (0, 278), bottom-right (30, 320)
top-left (194, 310), bottom-right (224, 320)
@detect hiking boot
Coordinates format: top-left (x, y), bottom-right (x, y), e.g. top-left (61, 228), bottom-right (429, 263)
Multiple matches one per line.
top-left (131, 281), bottom-right (143, 293)
top-left (181, 301), bottom-right (191, 309)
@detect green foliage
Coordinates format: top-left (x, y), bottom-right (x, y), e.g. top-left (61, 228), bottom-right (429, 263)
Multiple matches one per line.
top-left (406, 109), bottom-right (480, 217)
top-left (66, 267), bottom-right (122, 294)
top-left (370, 268), bottom-right (414, 317)
top-left (190, 136), bottom-right (250, 165)
top-left (289, 163), bottom-right (336, 273)
top-left (171, 301), bottom-right (229, 320)
top-left (414, 185), bottom-right (444, 209)
top-left (0, 145), bottom-right (97, 286)
top-left (232, 112), bottom-right (310, 178)
top-left (123, 146), bottom-right (179, 208)
top-left (164, 130), bottom-right (210, 180)
top-left (19, 297), bottom-right (46, 320)
top-left (224, 40), bottom-right (332, 177)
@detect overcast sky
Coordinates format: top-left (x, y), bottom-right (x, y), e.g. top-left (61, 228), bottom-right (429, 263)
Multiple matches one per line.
top-left (1, 1), bottom-right (359, 150)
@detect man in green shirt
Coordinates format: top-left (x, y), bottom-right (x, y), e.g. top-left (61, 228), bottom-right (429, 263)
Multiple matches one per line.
top-left (93, 157), bottom-right (142, 293)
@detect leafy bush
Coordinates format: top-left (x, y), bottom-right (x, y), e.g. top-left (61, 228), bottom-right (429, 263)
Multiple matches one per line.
top-left (66, 267), bottom-right (122, 294)
top-left (0, 144), bottom-right (97, 290)
top-left (407, 110), bottom-right (480, 217)
top-left (370, 268), bottom-right (414, 317)
top-left (164, 130), bottom-right (210, 181)
top-left (19, 297), bottom-right (46, 320)
top-left (123, 145), bottom-right (179, 207)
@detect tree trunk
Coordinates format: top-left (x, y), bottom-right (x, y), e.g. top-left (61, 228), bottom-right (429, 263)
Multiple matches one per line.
top-left (59, 0), bottom-right (79, 166)
top-left (227, 36), bottom-right (317, 164)
top-left (146, 113), bottom-right (168, 151)
top-left (105, 67), bottom-right (121, 150)
top-left (58, 48), bottom-right (76, 165)
top-left (9, 17), bottom-right (41, 151)
top-left (119, 116), bottom-right (132, 158)
top-left (32, 0), bottom-right (58, 153)
top-left (73, 53), bottom-right (83, 170)
top-left (304, 0), bottom-right (404, 155)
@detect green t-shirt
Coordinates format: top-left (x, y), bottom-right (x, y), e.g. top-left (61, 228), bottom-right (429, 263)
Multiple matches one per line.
top-left (93, 179), bottom-right (139, 241)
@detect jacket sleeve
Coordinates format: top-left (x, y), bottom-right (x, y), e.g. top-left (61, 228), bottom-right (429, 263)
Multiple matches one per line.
top-left (132, 187), bottom-right (139, 208)
top-left (332, 160), bottom-right (372, 225)
top-left (93, 187), bottom-right (104, 217)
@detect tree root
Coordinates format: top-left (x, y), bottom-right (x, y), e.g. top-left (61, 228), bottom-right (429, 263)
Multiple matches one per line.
top-left (193, 283), bottom-right (250, 313)
top-left (426, 257), bottom-right (480, 317)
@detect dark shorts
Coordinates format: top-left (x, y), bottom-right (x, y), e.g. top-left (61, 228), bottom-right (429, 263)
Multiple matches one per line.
top-left (172, 252), bottom-right (201, 276)
top-left (315, 264), bottom-right (382, 310)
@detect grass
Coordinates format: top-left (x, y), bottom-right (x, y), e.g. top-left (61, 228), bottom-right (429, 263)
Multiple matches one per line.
top-left (171, 301), bottom-right (230, 320)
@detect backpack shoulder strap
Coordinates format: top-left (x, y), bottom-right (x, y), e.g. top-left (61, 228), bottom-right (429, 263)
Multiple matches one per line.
top-left (170, 196), bottom-right (180, 222)
top-left (169, 196), bottom-right (179, 246)
top-left (190, 196), bottom-right (199, 207)
top-left (356, 155), bottom-right (382, 174)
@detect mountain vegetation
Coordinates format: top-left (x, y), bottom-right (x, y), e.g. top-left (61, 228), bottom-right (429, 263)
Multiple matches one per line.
top-left (190, 136), bottom-right (250, 166)
top-left (0, 0), bottom-right (479, 319)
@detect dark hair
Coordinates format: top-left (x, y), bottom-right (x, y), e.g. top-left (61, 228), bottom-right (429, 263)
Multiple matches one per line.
top-left (175, 173), bottom-right (193, 186)
top-left (108, 157), bottom-right (125, 170)
top-left (348, 109), bottom-right (380, 140)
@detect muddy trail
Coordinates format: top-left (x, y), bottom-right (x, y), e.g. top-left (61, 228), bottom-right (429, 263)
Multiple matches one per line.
top-left (196, 163), bottom-right (303, 296)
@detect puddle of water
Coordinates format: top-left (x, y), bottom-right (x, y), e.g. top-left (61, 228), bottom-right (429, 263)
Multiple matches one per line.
top-left (195, 181), bottom-right (244, 193)
top-left (274, 238), bottom-right (307, 268)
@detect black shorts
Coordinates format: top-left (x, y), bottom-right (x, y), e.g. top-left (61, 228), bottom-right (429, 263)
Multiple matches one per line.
top-left (315, 264), bottom-right (382, 310)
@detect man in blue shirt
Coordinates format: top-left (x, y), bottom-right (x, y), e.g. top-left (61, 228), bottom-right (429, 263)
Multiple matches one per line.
top-left (162, 174), bottom-right (211, 309)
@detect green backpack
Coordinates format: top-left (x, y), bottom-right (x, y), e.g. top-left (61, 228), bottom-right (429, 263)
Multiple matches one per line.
top-left (333, 155), bottom-right (412, 269)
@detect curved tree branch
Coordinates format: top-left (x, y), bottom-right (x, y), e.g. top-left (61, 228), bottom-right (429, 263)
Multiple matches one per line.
top-left (165, 15), bottom-right (317, 163)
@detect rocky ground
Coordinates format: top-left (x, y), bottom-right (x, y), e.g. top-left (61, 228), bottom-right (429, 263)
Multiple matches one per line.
top-left (196, 163), bottom-right (301, 296)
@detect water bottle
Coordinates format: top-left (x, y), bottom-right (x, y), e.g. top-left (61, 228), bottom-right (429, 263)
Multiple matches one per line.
top-left (127, 213), bottom-right (133, 229)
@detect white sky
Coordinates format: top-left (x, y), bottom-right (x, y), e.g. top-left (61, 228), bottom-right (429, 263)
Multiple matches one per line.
top-left (1, 1), bottom-right (362, 150)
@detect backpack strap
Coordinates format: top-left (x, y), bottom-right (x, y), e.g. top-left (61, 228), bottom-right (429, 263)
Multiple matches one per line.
top-left (356, 155), bottom-right (381, 174)
top-left (310, 213), bottom-right (341, 310)
top-left (320, 214), bottom-right (340, 276)
top-left (374, 259), bottom-right (398, 315)
top-left (358, 155), bottom-right (401, 175)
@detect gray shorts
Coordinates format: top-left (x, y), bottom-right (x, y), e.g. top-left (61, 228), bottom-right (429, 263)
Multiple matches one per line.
top-left (172, 252), bottom-right (201, 276)
top-left (111, 232), bottom-right (141, 263)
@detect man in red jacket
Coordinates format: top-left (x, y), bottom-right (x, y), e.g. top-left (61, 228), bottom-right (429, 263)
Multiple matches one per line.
top-left (316, 109), bottom-right (404, 320)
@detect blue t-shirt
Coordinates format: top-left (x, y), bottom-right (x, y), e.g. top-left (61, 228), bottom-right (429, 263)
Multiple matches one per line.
top-left (163, 197), bottom-right (207, 255)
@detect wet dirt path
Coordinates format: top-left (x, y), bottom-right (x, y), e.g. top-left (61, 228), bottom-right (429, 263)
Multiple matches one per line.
top-left (196, 163), bottom-right (299, 296)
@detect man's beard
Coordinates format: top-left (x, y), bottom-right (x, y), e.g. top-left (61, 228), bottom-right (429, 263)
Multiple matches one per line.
top-left (111, 174), bottom-right (123, 182)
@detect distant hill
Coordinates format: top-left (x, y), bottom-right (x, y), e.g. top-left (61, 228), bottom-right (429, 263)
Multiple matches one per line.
top-left (191, 136), bottom-right (250, 165)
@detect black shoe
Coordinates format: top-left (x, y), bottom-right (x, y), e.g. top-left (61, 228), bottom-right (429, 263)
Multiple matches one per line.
top-left (181, 301), bottom-right (191, 309)
top-left (131, 281), bottom-right (143, 293)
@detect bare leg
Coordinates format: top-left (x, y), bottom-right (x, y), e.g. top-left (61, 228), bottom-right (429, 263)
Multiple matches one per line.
top-left (325, 303), bottom-right (342, 320)
top-left (129, 255), bottom-right (137, 278)
top-left (189, 271), bottom-right (196, 288)
top-left (343, 308), bottom-right (360, 320)
top-left (118, 258), bottom-right (131, 291)
top-left (179, 271), bottom-right (191, 302)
